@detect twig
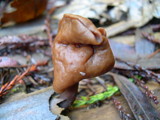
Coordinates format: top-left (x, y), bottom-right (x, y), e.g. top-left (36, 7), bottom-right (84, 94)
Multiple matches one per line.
top-left (0, 35), bottom-right (48, 46)
top-left (86, 83), bottom-right (96, 95)
top-left (142, 32), bottom-right (160, 44)
top-left (112, 68), bottom-right (159, 105)
top-left (48, 5), bottom-right (63, 15)
top-left (0, 61), bottom-right (48, 97)
top-left (116, 58), bottom-right (160, 84)
top-left (27, 76), bottom-right (38, 86)
top-left (147, 49), bottom-right (160, 59)
top-left (45, 15), bottom-right (53, 49)
top-left (152, 24), bottom-right (160, 31)
top-left (0, 35), bottom-right (49, 55)
top-left (112, 97), bottom-right (134, 120)
top-left (131, 75), bottom-right (159, 104)
top-left (95, 77), bottom-right (107, 90)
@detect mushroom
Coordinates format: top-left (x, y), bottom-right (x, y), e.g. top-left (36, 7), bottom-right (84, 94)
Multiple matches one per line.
top-left (52, 14), bottom-right (115, 108)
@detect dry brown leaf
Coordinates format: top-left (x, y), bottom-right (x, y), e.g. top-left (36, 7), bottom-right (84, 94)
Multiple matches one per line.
top-left (49, 93), bottom-right (71, 120)
top-left (0, 0), bottom-right (47, 27)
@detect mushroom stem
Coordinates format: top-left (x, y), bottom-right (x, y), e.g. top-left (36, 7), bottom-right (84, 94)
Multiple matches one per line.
top-left (58, 83), bottom-right (79, 108)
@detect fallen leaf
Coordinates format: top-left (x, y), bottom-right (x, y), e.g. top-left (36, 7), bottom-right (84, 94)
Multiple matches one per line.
top-left (0, 0), bottom-right (47, 27)
top-left (109, 0), bottom-right (160, 27)
top-left (109, 40), bottom-right (137, 62)
top-left (49, 93), bottom-right (71, 120)
top-left (105, 0), bottom-right (160, 38)
top-left (109, 73), bottom-right (160, 120)
top-left (135, 29), bottom-right (155, 57)
top-left (53, 0), bottom-right (108, 20)
top-left (0, 35), bottom-right (48, 46)
top-left (68, 95), bottom-right (133, 120)
top-left (110, 39), bottom-right (160, 70)
top-left (0, 56), bottom-right (19, 68)
top-left (152, 0), bottom-right (160, 18)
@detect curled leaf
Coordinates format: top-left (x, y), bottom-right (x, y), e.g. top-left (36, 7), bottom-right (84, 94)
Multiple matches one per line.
top-left (0, 0), bottom-right (47, 27)
top-left (49, 93), bottom-right (71, 120)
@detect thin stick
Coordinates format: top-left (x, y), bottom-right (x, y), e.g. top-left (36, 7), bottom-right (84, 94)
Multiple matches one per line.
top-left (147, 49), bottom-right (160, 59)
top-left (45, 16), bottom-right (53, 49)
top-left (0, 61), bottom-right (48, 97)
top-left (112, 97), bottom-right (134, 120)
top-left (116, 58), bottom-right (160, 84)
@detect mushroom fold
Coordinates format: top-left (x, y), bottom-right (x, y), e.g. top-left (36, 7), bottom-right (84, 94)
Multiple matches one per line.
top-left (52, 14), bottom-right (115, 93)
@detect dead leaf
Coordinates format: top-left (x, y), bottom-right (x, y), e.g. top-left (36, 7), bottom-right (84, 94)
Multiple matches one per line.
top-left (109, 0), bottom-right (160, 27)
top-left (151, 0), bottom-right (160, 18)
top-left (109, 73), bottom-right (160, 120)
top-left (49, 93), bottom-right (71, 120)
top-left (109, 40), bottom-right (137, 62)
top-left (0, 35), bottom-right (47, 45)
top-left (68, 102), bottom-right (123, 120)
top-left (0, 56), bottom-right (19, 68)
top-left (135, 29), bottom-right (155, 57)
top-left (53, 0), bottom-right (108, 20)
top-left (0, 0), bottom-right (47, 27)
top-left (105, 0), bottom-right (160, 37)
top-left (110, 39), bottom-right (160, 70)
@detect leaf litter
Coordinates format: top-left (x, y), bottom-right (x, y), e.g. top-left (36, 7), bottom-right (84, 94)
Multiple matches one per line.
top-left (0, 0), bottom-right (160, 120)
top-left (109, 73), bottom-right (160, 120)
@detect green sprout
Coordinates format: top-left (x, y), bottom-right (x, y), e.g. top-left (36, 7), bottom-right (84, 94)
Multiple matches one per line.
top-left (72, 75), bottom-right (140, 107)
top-left (128, 75), bottom-right (142, 82)
top-left (128, 78), bottom-right (134, 82)
top-left (72, 85), bottom-right (119, 107)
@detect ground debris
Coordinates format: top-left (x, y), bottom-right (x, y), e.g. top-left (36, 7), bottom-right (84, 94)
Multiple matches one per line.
top-left (0, 35), bottom-right (48, 46)
top-left (0, 61), bottom-right (48, 98)
top-left (0, 0), bottom-right (160, 120)
top-left (0, 56), bottom-right (19, 68)
top-left (109, 73), bottom-right (160, 120)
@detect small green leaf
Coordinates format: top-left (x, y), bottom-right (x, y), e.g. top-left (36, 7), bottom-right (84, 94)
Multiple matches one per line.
top-left (135, 75), bottom-right (142, 79)
top-left (128, 78), bottom-right (134, 82)
top-left (72, 77), bottom-right (136, 107)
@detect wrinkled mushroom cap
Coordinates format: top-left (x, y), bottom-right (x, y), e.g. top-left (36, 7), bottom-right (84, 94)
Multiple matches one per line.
top-left (52, 14), bottom-right (115, 93)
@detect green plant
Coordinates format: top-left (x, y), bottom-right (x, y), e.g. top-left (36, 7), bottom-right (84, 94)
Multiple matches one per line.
top-left (72, 85), bottom-right (119, 107)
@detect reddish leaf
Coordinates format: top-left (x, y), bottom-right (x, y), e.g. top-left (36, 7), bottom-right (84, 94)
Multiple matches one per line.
top-left (0, 0), bottom-right (47, 26)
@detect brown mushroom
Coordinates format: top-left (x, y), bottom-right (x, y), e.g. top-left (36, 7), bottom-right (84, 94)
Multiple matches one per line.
top-left (52, 14), bottom-right (115, 107)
